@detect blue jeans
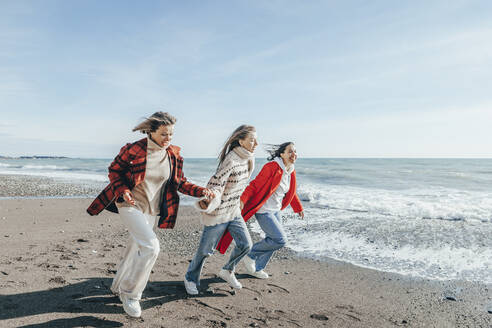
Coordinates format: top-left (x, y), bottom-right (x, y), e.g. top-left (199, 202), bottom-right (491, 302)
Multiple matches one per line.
top-left (248, 212), bottom-right (287, 271)
top-left (185, 216), bottom-right (252, 285)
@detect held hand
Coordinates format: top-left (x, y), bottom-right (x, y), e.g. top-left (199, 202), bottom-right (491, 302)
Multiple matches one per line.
top-left (298, 211), bottom-right (304, 219)
top-left (240, 201), bottom-right (244, 211)
top-left (202, 188), bottom-right (215, 200)
top-left (198, 199), bottom-right (210, 210)
top-left (123, 191), bottom-right (135, 206)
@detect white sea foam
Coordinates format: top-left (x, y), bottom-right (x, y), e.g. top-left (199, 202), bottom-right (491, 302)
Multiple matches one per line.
top-left (22, 164), bottom-right (70, 170)
top-left (286, 229), bottom-right (492, 284)
top-left (248, 180), bottom-right (492, 283)
top-left (297, 183), bottom-right (492, 223)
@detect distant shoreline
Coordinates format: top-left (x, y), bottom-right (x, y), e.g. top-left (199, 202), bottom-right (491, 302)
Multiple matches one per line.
top-left (0, 155), bottom-right (69, 159)
top-left (2, 156), bottom-right (492, 160)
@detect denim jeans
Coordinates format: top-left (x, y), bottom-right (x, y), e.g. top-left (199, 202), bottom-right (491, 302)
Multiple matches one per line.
top-left (185, 216), bottom-right (252, 285)
top-left (248, 211), bottom-right (287, 271)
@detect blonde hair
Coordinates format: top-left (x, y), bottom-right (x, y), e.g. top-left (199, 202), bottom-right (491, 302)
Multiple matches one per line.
top-left (132, 111), bottom-right (177, 134)
top-left (218, 125), bottom-right (256, 166)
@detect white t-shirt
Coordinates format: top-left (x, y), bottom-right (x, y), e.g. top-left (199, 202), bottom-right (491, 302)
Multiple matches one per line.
top-left (257, 157), bottom-right (294, 214)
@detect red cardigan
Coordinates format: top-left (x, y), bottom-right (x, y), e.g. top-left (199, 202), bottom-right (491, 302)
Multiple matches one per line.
top-left (87, 138), bottom-right (205, 229)
top-left (216, 160), bottom-right (303, 254)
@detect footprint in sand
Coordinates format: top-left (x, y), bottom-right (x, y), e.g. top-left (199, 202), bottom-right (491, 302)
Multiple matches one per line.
top-left (310, 313), bottom-right (329, 321)
top-left (206, 319), bottom-right (227, 327)
top-left (49, 276), bottom-right (67, 284)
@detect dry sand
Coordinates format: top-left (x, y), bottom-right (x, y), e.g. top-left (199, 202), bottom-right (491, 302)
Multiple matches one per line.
top-left (0, 197), bottom-right (491, 327)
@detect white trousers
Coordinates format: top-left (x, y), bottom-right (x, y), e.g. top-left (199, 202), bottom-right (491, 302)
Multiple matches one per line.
top-left (111, 206), bottom-right (160, 300)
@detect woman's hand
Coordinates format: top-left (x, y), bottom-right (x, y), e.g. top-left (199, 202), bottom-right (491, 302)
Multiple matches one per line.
top-left (240, 201), bottom-right (244, 210)
top-left (198, 199), bottom-right (210, 209)
top-left (298, 211), bottom-right (304, 219)
top-left (202, 188), bottom-right (215, 200)
top-left (123, 191), bottom-right (135, 206)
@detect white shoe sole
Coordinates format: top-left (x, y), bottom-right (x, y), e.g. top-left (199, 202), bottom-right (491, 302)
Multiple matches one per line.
top-left (119, 295), bottom-right (141, 318)
top-left (218, 270), bottom-right (242, 289)
top-left (184, 279), bottom-right (199, 295)
top-left (252, 271), bottom-right (269, 279)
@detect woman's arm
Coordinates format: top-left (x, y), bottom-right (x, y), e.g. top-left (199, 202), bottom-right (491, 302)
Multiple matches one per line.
top-left (290, 193), bottom-right (304, 218)
top-left (176, 156), bottom-right (213, 199)
top-left (177, 174), bottom-right (208, 198)
top-left (197, 158), bottom-right (234, 213)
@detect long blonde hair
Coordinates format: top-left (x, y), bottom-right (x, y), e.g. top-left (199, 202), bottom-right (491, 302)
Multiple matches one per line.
top-left (132, 112), bottom-right (177, 134)
top-left (218, 125), bottom-right (256, 167)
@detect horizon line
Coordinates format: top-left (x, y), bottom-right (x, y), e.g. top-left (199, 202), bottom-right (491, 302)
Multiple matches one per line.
top-left (2, 155), bottom-right (492, 160)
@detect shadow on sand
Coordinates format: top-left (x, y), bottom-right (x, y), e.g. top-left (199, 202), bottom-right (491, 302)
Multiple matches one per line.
top-left (0, 276), bottom-right (231, 327)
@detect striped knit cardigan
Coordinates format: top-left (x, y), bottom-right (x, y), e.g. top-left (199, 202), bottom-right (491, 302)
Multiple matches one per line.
top-left (196, 147), bottom-right (254, 226)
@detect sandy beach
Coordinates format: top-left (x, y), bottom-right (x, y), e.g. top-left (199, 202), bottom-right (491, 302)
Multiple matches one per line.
top-left (0, 176), bottom-right (491, 327)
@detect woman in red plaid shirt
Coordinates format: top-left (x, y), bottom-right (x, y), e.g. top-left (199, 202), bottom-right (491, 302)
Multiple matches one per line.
top-left (87, 112), bottom-right (213, 318)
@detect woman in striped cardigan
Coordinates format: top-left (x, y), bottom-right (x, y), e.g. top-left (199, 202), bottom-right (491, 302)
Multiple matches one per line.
top-left (184, 125), bottom-right (258, 295)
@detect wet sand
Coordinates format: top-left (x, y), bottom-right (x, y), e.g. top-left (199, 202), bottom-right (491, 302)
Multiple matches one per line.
top-left (0, 196), bottom-right (490, 327)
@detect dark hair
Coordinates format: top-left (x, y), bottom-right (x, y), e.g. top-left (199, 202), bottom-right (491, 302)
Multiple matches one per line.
top-left (265, 142), bottom-right (294, 161)
top-left (218, 125), bottom-right (256, 167)
top-left (132, 111), bottom-right (177, 134)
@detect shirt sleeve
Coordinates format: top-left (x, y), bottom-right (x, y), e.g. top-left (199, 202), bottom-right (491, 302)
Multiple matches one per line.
top-left (198, 157), bottom-right (234, 213)
top-left (289, 193), bottom-right (303, 213)
top-left (177, 167), bottom-right (206, 197)
top-left (108, 143), bottom-right (132, 198)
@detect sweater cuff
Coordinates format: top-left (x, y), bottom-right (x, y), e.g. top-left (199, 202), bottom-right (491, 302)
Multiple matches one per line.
top-left (193, 197), bottom-right (208, 212)
top-left (193, 195), bottom-right (221, 214)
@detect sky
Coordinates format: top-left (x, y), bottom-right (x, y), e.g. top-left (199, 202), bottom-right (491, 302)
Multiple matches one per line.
top-left (1, 0), bottom-right (492, 158)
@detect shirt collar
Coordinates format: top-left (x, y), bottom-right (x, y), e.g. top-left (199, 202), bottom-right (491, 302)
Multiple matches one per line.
top-left (274, 157), bottom-right (294, 174)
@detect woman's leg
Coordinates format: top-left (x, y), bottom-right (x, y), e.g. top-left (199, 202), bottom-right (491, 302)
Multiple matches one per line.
top-left (111, 207), bottom-right (160, 300)
top-left (111, 237), bottom-right (138, 294)
top-left (222, 216), bottom-right (253, 272)
top-left (185, 222), bottom-right (228, 286)
top-left (248, 212), bottom-right (287, 271)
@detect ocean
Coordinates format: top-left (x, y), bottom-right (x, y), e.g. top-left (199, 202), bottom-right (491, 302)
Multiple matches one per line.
top-left (1, 157), bottom-right (491, 284)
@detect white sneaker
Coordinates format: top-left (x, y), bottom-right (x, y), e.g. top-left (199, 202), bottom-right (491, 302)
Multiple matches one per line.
top-left (218, 269), bottom-right (242, 289)
top-left (184, 278), bottom-right (199, 295)
top-left (243, 256), bottom-right (256, 275)
top-left (119, 294), bottom-right (141, 318)
top-left (251, 269), bottom-right (269, 279)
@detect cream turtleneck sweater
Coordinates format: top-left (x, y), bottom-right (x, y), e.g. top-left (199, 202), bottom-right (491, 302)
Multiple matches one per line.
top-left (117, 137), bottom-right (171, 215)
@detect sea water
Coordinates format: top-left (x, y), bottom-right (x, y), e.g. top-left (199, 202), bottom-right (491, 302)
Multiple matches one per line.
top-left (1, 157), bottom-right (491, 283)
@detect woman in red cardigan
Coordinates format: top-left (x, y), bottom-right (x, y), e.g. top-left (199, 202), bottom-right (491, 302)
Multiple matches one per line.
top-left (216, 142), bottom-right (304, 279)
top-left (87, 112), bottom-right (213, 318)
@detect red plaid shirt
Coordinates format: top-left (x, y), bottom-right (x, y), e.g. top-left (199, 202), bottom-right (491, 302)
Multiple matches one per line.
top-left (87, 138), bottom-right (205, 229)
